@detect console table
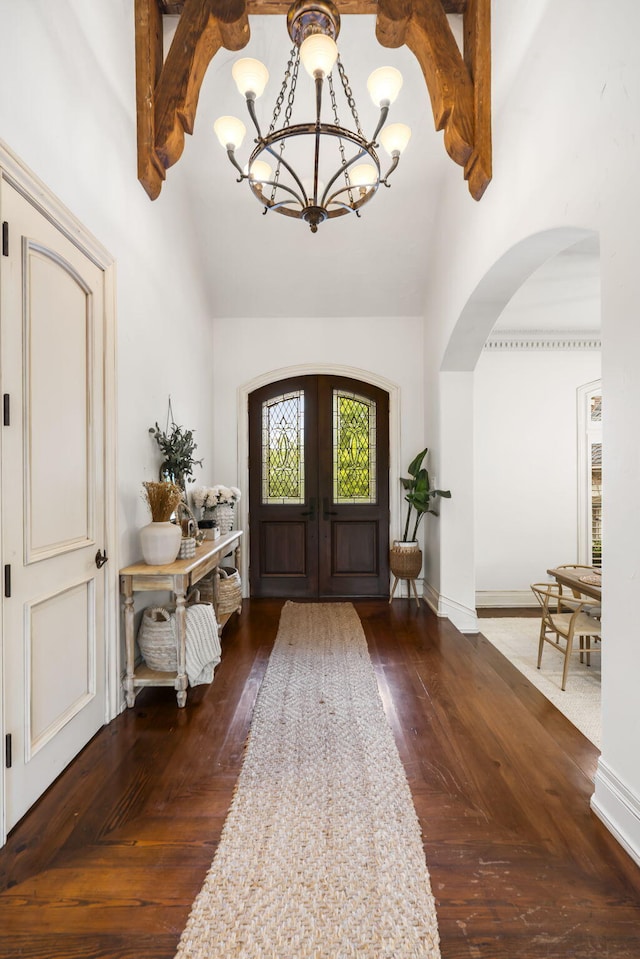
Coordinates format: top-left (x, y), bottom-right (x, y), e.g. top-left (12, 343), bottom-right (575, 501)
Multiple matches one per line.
top-left (120, 530), bottom-right (242, 708)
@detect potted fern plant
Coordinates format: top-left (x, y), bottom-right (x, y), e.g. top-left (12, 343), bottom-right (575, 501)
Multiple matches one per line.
top-left (391, 447), bottom-right (451, 580)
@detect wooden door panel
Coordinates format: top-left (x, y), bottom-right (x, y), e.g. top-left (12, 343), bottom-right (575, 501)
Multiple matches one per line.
top-left (28, 579), bottom-right (96, 755)
top-left (26, 246), bottom-right (93, 560)
top-left (331, 521), bottom-right (379, 574)
top-left (1, 182), bottom-right (106, 833)
top-left (261, 522), bottom-right (308, 575)
top-left (249, 377), bottom-right (318, 597)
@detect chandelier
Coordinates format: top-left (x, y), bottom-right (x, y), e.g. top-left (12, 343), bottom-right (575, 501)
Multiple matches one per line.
top-left (213, 0), bottom-right (412, 233)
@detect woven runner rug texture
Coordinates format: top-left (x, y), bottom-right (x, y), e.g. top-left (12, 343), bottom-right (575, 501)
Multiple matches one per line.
top-left (174, 601), bottom-right (441, 959)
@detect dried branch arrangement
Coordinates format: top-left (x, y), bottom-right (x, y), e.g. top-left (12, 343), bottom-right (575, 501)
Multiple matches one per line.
top-left (143, 481), bottom-right (183, 522)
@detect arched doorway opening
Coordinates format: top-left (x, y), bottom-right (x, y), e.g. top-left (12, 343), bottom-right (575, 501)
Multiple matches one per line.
top-left (437, 227), bottom-right (600, 632)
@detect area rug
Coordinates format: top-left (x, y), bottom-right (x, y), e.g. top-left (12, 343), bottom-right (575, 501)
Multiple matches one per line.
top-left (480, 618), bottom-right (601, 748)
top-left (174, 601), bottom-right (441, 959)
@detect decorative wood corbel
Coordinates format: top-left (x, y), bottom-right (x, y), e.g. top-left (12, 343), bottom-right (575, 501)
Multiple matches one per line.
top-left (136, 0), bottom-right (490, 201)
top-left (376, 0), bottom-right (491, 199)
top-left (135, 0), bottom-right (250, 200)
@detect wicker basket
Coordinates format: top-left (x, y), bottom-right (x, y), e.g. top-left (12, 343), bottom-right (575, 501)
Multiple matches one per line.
top-left (390, 544), bottom-right (423, 579)
top-left (138, 606), bottom-right (176, 671)
top-left (216, 566), bottom-right (242, 617)
top-left (137, 591), bottom-right (212, 672)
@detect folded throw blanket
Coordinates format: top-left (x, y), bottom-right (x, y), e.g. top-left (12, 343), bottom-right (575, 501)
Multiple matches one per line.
top-left (185, 602), bottom-right (221, 686)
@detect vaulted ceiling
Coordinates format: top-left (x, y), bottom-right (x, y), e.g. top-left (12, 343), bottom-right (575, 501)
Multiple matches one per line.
top-left (135, 0), bottom-right (493, 318)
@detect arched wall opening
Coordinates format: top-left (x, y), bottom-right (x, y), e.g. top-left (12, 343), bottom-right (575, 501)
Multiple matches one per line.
top-left (436, 227), bottom-right (600, 633)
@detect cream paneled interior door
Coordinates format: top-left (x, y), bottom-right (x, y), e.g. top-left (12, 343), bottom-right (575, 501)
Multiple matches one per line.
top-left (1, 181), bottom-right (107, 832)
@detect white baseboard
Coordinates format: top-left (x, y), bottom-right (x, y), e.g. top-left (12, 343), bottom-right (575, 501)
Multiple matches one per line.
top-left (591, 758), bottom-right (640, 868)
top-left (476, 590), bottom-right (535, 608)
top-left (424, 582), bottom-right (479, 633)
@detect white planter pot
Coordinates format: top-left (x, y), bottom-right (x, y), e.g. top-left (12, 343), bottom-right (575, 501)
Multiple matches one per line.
top-left (393, 540), bottom-right (420, 550)
top-left (140, 521), bottom-right (182, 565)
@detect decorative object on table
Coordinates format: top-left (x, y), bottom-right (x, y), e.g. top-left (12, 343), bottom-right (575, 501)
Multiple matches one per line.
top-left (149, 397), bottom-right (203, 490)
top-left (137, 592), bottom-right (221, 686)
top-left (140, 481), bottom-right (183, 565)
top-left (212, 0), bottom-right (412, 233)
top-left (192, 484), bottom-right (241, 534)
top-left (390, 448), bottom-right (451, 603)
top-left (176, 500), bottom-right (199, 558)
top-left (215, 566), bottom-right (243, 620)
top-left (198, 520), bottom-right (221, 541)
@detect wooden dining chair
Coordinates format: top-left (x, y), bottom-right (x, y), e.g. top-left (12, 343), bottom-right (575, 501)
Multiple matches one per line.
top-left (530, 583), bottom-right (602, 691)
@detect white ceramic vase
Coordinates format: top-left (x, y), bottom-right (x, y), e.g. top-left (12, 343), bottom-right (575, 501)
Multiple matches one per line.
top-left (140, 521), bottom-right (182, 565)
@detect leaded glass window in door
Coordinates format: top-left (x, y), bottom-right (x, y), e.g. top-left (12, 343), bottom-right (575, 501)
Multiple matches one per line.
top-left (261, 390), bottom-right (305, 504)
top-left (332, 389), bottom-right (376, 504)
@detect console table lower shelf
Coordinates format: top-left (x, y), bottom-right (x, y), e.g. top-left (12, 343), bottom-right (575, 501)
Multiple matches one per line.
top-left (119, 530), bottom-right (242, 708)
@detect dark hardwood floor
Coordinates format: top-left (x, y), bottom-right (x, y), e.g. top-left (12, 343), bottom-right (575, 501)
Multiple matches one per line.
top-left (1, 600), bottom-right (639, 958)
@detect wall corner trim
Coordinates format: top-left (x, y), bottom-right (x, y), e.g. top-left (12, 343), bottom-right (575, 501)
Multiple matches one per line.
top-left (591, 757), bottom-right (640, 868)
top-left (424, 582), bottom-right (479, 633)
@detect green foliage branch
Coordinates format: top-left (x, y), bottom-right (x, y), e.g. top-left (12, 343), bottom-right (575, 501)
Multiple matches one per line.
top-left (400, 447), bottom-right (451, 542)
top-left (149, 418), bottom-right (203, 487)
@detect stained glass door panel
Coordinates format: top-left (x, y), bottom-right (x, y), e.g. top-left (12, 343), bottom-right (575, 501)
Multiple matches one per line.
top-left (249, 375), bottom-right (389, 598)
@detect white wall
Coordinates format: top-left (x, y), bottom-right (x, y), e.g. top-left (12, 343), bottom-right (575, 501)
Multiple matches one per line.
top-left (420, 0), bottom-right (640, 864)
top-left (0, 3), bottom-right (215, 567)
top-left (474, 349), bottom-right (601, 602)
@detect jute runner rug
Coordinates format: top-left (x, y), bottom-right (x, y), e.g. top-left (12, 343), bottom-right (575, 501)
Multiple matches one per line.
top-left (174, 602), bottom-right (441, 959)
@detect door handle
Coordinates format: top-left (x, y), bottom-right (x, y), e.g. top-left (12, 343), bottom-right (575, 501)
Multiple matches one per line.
top-left (95, 549), bottom-right (108, 569)
top-left (323, 497), bottom-right (337, 518)
top-left (301, 497), bottom-right (315, 518)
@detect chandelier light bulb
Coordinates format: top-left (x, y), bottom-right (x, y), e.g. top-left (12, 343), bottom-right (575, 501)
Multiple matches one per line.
top-left (214, 115), bottom-right (246, 150)
top-left (232, 58), bottom-right (269, 99)
top-left (299, 34), bottom-right (338, 79)
top-left (367, 66), bottom-right (403, 107)
top-left (249, 159), bottom-right (273, 183)
top-left (302, 177), bottom-right (326, 202)
top-left (379, 122), bottom-right (412, 156)
top-left (350, 164), bottom-right (378, 189)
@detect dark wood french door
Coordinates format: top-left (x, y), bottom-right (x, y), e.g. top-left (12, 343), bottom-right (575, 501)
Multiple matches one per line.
top-left (249, 375), bottom-right (389, 598)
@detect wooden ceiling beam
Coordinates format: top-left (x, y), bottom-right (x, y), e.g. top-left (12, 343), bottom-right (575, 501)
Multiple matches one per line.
top-left (136, 0), bottom-right (490, 202)
top-left (376, 0), bottom-right (490, 199)
top-left (136, 0), bottom-right (250, 199)
top-left (159, 0), bottom-right (469, 13)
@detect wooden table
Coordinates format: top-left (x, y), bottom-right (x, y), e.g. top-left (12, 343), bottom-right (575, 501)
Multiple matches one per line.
top-left (120, 530), bottom-right (242, 708)
top-left (547, 566), bottom-right (602, 601)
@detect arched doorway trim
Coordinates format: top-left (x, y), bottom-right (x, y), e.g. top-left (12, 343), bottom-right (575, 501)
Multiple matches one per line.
top-left (237, 364), bottom-right (401, 596)
top-left (441, 227), bottom-right (598, 374)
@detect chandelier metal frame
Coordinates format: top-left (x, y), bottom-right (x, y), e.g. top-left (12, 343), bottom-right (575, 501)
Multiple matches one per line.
top-left (217, 0), bottom-right (409, 233)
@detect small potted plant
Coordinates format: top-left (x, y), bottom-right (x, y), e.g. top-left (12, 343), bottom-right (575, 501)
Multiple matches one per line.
top-left (391, 448), bottom-right (451, 579)
top-left (149, 411), bottom-right (203, 490)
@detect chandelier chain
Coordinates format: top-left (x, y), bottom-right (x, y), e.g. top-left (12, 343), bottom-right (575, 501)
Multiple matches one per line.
top-left (269, 48), bottom-right (300, 203)
top-left (269, 46), bottom-right (298, 135)
top-left (327, 72), bottom-right (354, 205)
top-left (336, 56), bottom-right (364, 138)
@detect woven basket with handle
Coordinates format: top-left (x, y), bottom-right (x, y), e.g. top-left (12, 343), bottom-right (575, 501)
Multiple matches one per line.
top-left (216, 566), bottom-right (242, 617)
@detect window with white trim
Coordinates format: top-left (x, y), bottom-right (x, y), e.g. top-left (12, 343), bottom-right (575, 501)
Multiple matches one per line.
top-left (577, 381), bottom-right (602, 567)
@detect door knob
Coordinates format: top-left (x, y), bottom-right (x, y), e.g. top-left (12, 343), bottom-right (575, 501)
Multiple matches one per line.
top-left (95, 549), bottom-right (108, 569)
top-left (301, 497), bottom-right (316, 518)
